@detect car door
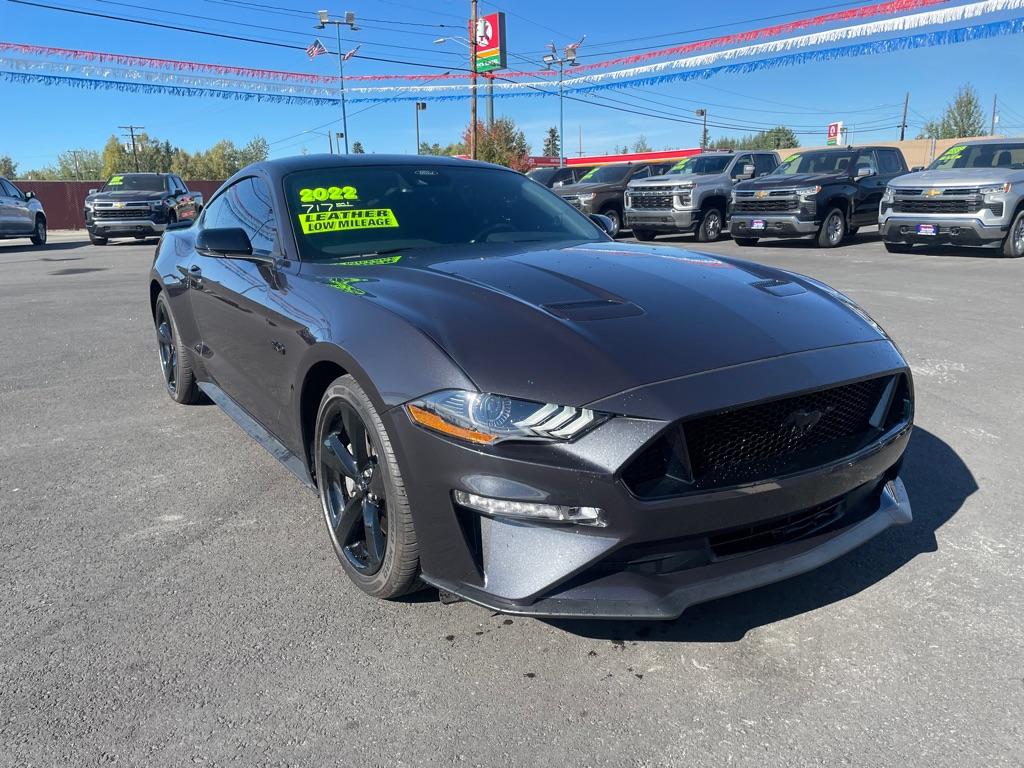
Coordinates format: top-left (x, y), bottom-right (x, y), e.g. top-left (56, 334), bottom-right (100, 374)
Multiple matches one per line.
top-left (852, 150), bottom-right (889, 225)
top-left (4, 180), bottom-right (34, 233)
top-left (0, 179), bottom-right (14, 234)
top-left (187, 175), bottom-right (287, 429)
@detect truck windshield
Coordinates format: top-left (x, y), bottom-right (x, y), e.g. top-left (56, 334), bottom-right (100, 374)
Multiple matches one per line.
top-left (578, 165), bottom-right (632, 184)
top-left (101, 174), bottom-right (166, 192)
top-left (927, 143), bottom-right (1024, 170)
top-left (284, 164), bottom-right (604, 262)
top-left (526, 168), bottom-right (557, 184)
top-left (771, 151), bottom-right (856, 175)
top-left (668, 155), bottom-right (732, 176)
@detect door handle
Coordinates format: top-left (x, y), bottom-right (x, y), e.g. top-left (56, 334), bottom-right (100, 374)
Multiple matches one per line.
top-left (188, 264), bottom-right (203, 288)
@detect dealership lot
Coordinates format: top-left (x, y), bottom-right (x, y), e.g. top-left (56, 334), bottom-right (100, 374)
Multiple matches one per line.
top-left (1, 230), bottom-right (1021, 766)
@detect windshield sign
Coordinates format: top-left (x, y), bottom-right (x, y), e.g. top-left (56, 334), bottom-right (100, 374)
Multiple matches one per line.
top-left (928, 143), bottom-right (1024, 170)
top-left (101, 173), bottom-right (165, 192)
top-left (772, 151), bottom-right (857, 175)
top-left (579, 165), bottom-right (631, 184)
top-left (669, 155), bottom-right (731, 176)
top-left (284, 164), bottom-right (604, 262)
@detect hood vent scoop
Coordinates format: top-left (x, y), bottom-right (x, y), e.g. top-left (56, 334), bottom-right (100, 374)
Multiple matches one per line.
top-left (542, 299), bottom-right (644, 321)
top-left (750, 279), bottom-right (807, 297)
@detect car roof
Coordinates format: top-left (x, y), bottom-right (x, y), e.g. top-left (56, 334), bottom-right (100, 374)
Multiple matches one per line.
top-left (248, 153), bottom-right (506, 180)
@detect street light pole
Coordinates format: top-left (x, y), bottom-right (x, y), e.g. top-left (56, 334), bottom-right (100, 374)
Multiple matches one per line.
top-left (316, 10), bottom-right (359, 154)
top-left (543, 37), bottom-right (583, 168)
top-left (435, 36), bottom-right (493, 128)
top-left (470, 0), bottom-right (478, 160)
top-left (695, 109), bottom-right (707, 149)
top-left (415, 101), bottom-right (426, 153)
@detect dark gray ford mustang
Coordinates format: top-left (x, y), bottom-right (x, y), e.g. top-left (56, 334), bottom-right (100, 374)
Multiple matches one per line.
top-left (149, 154), bottom-right (913, 620)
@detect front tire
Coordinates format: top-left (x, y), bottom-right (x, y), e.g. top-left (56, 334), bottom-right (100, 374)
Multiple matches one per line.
top-left (153, 292), bottom-right (201, 404)
top-left (632, 228), bottom-right (656, 242)
top-left (315, 375), bottom-right (420, 599)
top-left (817, 207), bottom-right (846, 248)
top-left (696, 206), bottom-right (724, 242)
top-left (1001, 209), bottom-right (1024, 258)
top-left (600, 208), bottom-right (622, 238)
top-left (88, 232), bottom-right (108, 246)
top-left (734, 237), bottom-right (759, 247)
top-left (884, 242), bottom-right (914, 254)
top-left (30, 216), bottom-right (47, 246)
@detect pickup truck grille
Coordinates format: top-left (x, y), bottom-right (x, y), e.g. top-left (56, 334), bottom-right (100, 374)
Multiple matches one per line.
top-left (93, 208), bottom-right (155, 220)
top-left (892, 198), bottom-right (983, 214)
top-left (733, 199), bottom-right (798, 213)
top-left (630, 194), bottom-right (673, 209)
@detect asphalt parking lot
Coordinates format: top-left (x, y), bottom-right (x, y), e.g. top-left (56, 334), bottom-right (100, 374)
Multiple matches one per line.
top-left (2, 228), bottom-right (1022, 767)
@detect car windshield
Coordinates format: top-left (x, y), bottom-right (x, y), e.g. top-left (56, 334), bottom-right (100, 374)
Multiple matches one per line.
top-left (927, 142), bottom-right (1024, 170)
top-left (771, 151), bottom-right (857, 175)
top-left (102, 173), bottom-right (165, 192)
top-left (284, 163), bottom-right (605, 262)
top-left (525, 168), bottom-right (558, 184)
top-left (578, 164), bottom-right (632, 184)
top-left (668, 155), bottom-right (732, 175)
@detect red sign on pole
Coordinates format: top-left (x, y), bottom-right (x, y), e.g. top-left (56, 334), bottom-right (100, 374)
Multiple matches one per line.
top-left (475, 12), bottom-right (507, 73)
top-left (827, 121), bottom-right (843, 145)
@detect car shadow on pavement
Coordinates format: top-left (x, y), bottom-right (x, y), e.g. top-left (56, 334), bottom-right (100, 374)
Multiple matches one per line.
top-left (546, 427), bottom-right (976, 643)
top-left (0, 240), bottom-right (91, 255)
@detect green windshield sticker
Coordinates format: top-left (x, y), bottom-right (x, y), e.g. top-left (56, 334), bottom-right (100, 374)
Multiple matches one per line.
top-left (328, 277), bottom-right (372, 295)
top-left (938, 145), bottom-right (966, 161)
top-left (783, 154), bottom-right (801, 164)
top-left (670, 158), bottom-right (693, 172)
top-left (332, 255), bottom-right (402, 267)
top-left (580, 167), bottom-right (600, 181)
top-left (298, 208), bottom-right (399, 235)
top-left (108, 175), bottom-right (124, 186)
top-left (299, 185), bottom-right (359, 203)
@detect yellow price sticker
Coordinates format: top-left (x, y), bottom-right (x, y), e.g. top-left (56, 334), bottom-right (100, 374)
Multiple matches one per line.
top-left (109, 175), bottom-right (124, 185)
top-left (299, 208), bottom-right (399, 235)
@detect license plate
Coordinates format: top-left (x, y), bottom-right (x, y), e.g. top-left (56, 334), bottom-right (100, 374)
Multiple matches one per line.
top-left (751, 219), bottom-right (766, 231)
top-left (916, 223), bottom-right (937, 236)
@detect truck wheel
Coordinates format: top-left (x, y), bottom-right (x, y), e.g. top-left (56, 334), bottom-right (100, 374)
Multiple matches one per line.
top-left (696, 206), bottom-right (724, 242)
top-left (633, 229), bottom-right (656, 242)
top-left (601, 208), bottom-right (622, 238)
top-left (1001, 210), bottom-right (1024, 258)
top-left (817, 207), bottom-right (846, 248)
top-left (734, 237), bottom-right (759, 247)
top-left (884, 242), bottom-right (914, 254)
top-left (89, 232), bottom-right (108, 246)
top-left (30, 216), bottom-right (47, 246)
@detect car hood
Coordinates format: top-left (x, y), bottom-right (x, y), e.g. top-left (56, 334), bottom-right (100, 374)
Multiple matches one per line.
top-left (302, 241), bottom-right (887, 407)
top-left (890, 168), bottom-right (1024, 187)
top-left (555, 181), bottom-right (620, 196)
top-left (628, 172), bottom-right (728, 189)
top-left (736, 172), bottom-right (848, 190)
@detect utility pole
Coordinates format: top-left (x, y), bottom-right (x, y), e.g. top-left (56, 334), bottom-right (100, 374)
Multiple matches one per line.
top-left (69, 150), bottom-right (82, 181)
top-left (316, 10), bottom-right (359, 153)
top-left (119, 125), bottom-right (143, 172)
top-left (695, 109), bottom-right (708, 149)
top-left (578, 124), bottom-right (583, 158)
top-left (543, 37), bottom-right (584, 168)
top-left (900, 92), bottom-right (909, 141)
top-left (470, 0), bottom-right (478, 159)
top-left (991, 93), bottom-right (998, 136)
top-left (485, 73), bottom-right (494, 127)
top-left (415, 101), bottom-right (426, 154)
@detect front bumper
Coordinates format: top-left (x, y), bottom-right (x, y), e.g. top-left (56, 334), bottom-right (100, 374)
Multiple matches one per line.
top-left (730, 214), bottom-right (819, 238)
top-left (624, 209), bottom-right (697, 232)
top-left (384, 341), bottom-right (913, 620)
top-left (879, 213), bottom-right (1007, 247)
top-left (87, 218), bottom-right (167, 237)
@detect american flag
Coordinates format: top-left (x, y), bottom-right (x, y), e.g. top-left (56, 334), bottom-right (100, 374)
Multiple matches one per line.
top-left (306, 38), bottom-right (328, 59)
top-left (342, 45), bottom-right (361, 62)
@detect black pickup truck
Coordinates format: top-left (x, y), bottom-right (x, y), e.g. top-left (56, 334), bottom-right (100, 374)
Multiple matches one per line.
top-left (729, 146), bottom-right (908, 248)
top-left (84, 173), bottom-right (203, 245)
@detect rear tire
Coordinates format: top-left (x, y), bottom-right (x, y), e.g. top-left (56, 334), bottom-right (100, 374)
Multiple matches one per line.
top-left (696, 206), bottom-right (725, 242)
top-left (153, 292), bottom-right (201, 404)
top-left (315, 375), bottom-right (420, 599)
top-left (884, 242), bottom-right (914, 254)
top-left (734, 237), bottom-right (759, 247)
top-left (88, 232), bottom-right (108, 246)
top-left (30, 216), bottom-right (47, 246)
top-left (633, 228), bottom-right (656, 242)
top-left (817, 207), bottom-right (846, 248)
top-left (1001, 209), bottom-right (1024, 258)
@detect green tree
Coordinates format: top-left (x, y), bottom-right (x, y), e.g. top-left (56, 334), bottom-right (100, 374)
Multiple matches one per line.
top-left (542, 126), bottom-right (560, 158)
top-left (351, 140), bottom-right (366, 154)
top-left (632, 135), bottom-right (652, 153)
top-left (0, 155), bottom-right (17, 178)
top-left (918, 85), bottom-right (986, 139)
top-left (101, 135), bottom-right (131, 177)
top-left (239, 137), bottom-right (270, 165)
top-left (465, 118), bottom-right (530, 171)
top-left (709, 126), bottom-right (800, 151)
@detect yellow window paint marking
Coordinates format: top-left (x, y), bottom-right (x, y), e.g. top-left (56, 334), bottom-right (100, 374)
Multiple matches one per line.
top-left (298, 186), bottom-right (359, 203)
top-left (109, 175), bottom-right (124, 185)
top-left (333, 255), bottom-right (402, 267)
top-left (670, 157), bottom-right (693, 172)
top-left (298, 208), bottom-right (399, 235)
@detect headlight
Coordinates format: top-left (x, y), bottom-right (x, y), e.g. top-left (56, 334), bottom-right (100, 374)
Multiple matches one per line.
top-left (795, 185), bottom-right (821, 199)
top-left (84, 199), bottom-right (94, 210)
top-left (577, 192), bottom-right (596, 201)
top-left (980, 182), bottom-right (1011, 196)
top-left (672, 183), bottom-right (695, 193)
top-left (148, 200), bottom-right (165, 209)
top-left (881, 186), bottom-right (894, 204)
top-left (406, 390), bottom-right (607, 445)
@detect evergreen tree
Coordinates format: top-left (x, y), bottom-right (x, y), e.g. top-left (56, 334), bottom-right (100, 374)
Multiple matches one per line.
top-left (918, 85), bottom-right (986, 139)
top-left (542, 127), bottom-right (560, 158)
top-left (351, 141), bottom-right (366, 154)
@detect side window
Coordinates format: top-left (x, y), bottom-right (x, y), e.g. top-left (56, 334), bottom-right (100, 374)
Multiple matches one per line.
top-left (0, 179), bottom-right (18, 197)
top-left (201, 177), bottom-right (277, 253)
top-left (732, 154), bottom-right (753, 178)
top-left (631, 166), bottom-right (652, 180)
top-left (855, 150), bottom-right (880, 175)
top-left (754, 154), bottom-right (777, 176)
top-left (877, 150), bottom-right (902, 174)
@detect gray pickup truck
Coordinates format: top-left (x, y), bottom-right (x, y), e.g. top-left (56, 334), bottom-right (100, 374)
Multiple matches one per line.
top-left (880, 138), bottom-right (1024, 257)
top-left (625, 151), bottom-right (780, 242)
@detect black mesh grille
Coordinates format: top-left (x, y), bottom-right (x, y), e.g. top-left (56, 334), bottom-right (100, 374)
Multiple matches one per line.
top-left (622, 375), bottom-right (910, 498)
top-left (94, 208), bottom-right (155, 220)
top-left (630, 195), bottom-right (673, 209)
top-left (893, 199), bottom-right (982, 214)
top-left (733, 199), bottom-right (797, 213)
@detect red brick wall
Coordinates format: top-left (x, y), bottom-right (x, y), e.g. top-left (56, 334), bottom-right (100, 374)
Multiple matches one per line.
top-left (15, 180), bottom-right (225, 230)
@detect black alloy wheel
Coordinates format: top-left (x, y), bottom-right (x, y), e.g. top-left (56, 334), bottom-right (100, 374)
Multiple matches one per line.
top-left (153, 293), bottom-right (200, 404)
top-left (697, 207), bottom-right (724, 242)
top-left (30, 217), bottom-right (47, 246)
top-left (315, 375), bottom-right (420, 598)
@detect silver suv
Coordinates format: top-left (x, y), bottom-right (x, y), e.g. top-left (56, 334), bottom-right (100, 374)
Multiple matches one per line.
top-left (0, 176), bottom-right (47, 246)
top-left (625, 151), bottom-right (779, 242)
top-left (879, 138), bottom-right (1024, 257)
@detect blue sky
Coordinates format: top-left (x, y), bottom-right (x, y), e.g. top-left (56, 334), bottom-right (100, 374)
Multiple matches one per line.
top-left (2, 0), bottom-right (1024, 171)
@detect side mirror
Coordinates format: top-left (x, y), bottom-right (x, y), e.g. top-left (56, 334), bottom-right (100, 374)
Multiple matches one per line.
top-left (855, 165), bottom-right (877, 179)
top-left (737, 163), bottom-right (756, 180)
top-left (589, 213), bottom-right (615, 236)
top-left (195, 227), bottom-right (254, 257)
top-left (911, 165), bottom-right (924, 172)
top-left (88, 188), bottom-right (98, 195)
top-left (25, 191), bottom-right (36, 200)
